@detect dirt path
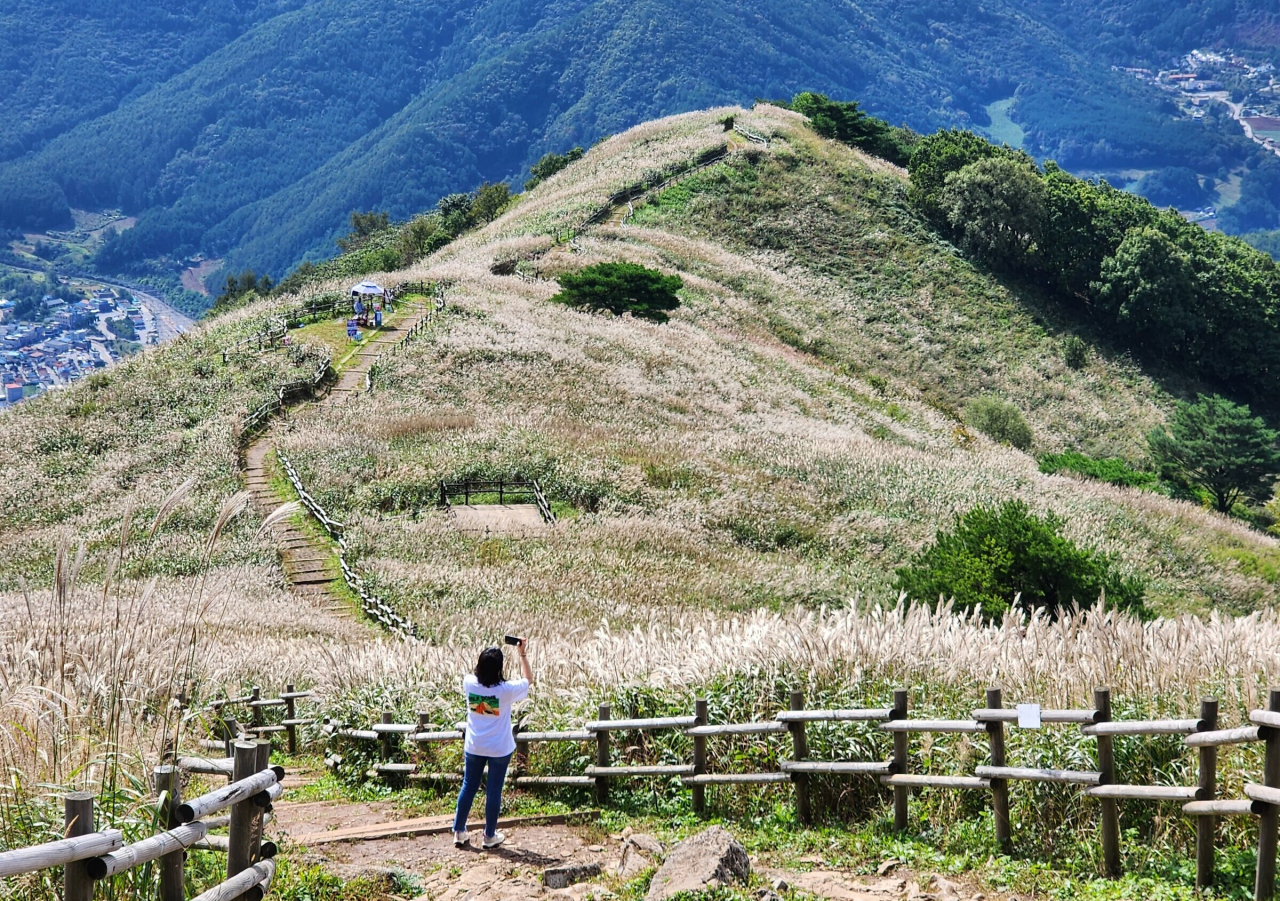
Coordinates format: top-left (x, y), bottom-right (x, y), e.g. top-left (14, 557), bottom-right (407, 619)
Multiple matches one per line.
top-left (241, 301), bottom-right (435, 612)
top-left (273, 796), bottom-right (1008, 901)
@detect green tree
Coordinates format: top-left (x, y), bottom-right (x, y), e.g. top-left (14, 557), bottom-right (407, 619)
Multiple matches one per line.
top-left (908, 129), bottom-right (1024, 225)
top-left (470, 182), bottom-right (512, 224)
top-left (786, 92), bottom-right (917, 166)
top-left (1092, 226), bottom-right (1198, 355)
top-left (437, 193), bottom-right (473, 236)
top-left (551, 262), bottom-right (683, 322)
top-left (524, 147), bottom-right (584, 191)
top-left (1148, 394), bottom-right (1280, 513)
top-left (939, 156), bottom-right (1047, 270)
top-left (894, 500), bottom-right (1146, 620)
top-left (336, 210), bottom-right (391, 253)
top-left (211, 269), bottom-right (273, 315)
top-left (397, 214), bottom-right (450, 265)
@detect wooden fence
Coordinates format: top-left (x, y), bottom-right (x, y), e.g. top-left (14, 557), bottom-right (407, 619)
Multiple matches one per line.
top-left (323, 685), bottom-right (1280, 900)
top-left (238, 353), bottom-right (330, 446)
top-left (0, 744), bottom-right (285, 900)
top-left (438, 478), bottom-right (556, 524)
top-left (220, 318), bottom-right (288, 364)
top-left (733, 123), bottom-right (769, 147)
top-left (276, 451), bottom-right (419, 638)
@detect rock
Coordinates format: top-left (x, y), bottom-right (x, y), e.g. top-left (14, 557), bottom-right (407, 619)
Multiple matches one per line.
top-left (876, 859), bottom-right (900, 876)
top-left (771, 877), bottom-right (789, 892)
top-left (587, 845), bottom-right (604, 853)
top-left (645, 826), bottom-right (750, 901)
top-left (754, 892), bottom-right (782, 901)
top-left (617, 833), bottom-right (666, 880)
top-left (628, 834), bottom-right (665, 858)
top-left (932, 876), bottom-right (961, 900)
top-left (622, 826), bottom-right (634, 840)
top-left (544, 863), bottom-right (603, 890)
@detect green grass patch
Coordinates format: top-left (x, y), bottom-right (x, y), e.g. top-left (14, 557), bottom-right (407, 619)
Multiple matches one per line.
top-left (1039, 451), bottom-right (1159, 489)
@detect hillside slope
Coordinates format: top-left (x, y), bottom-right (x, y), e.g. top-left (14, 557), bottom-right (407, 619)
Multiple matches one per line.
top-left (262, 105), bottom-right (1279, 625)
top-left (3, 106), bottom-right (1278, 621)
top-left (0, 0), bottom-right (1250, 281)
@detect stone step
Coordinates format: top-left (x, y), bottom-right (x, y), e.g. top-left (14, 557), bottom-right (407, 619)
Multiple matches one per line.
top-left (290, 573), bottom-right (338, 585)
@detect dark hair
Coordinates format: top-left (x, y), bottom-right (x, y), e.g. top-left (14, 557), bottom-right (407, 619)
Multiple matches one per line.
top-left (475, 647), bottom-right (505, 688)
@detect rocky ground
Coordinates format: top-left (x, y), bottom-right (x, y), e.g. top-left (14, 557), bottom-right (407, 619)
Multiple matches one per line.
top-left (273, 798), bottom-right (1009, 901)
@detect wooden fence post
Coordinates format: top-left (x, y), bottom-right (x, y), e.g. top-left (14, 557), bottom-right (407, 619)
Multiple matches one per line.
top-left (1095, 687), bottom-right (1121, 878)
top-left (251, 740), bottom-right (272, 862)
top-left (222, 718), bottom-right (238, 758)
top-left (1196, 697), bottom-right (1219, 891)
top-left (63, 792), bottom-right (94, 901)
top-left (594, 704), bottom-right (611, 806)
top-left (153, 766), bottom-right (184, 901)
top-left (893, 689), bottom-right (909, 831)
top-left (692, 698), bottom-right (708, 815)
top-left (250, 687), bottom-right (262, 733)
top-left (1256, 688), bottom-right (1280, 900)
top-left (227, 741), bottom-right (258, 879)
top-left (515, 722), bottom-right (529, 777)
top-left (284, 684), bottom-right (298, 755)
top-left (788, 690), bottom-right (811, 825)
top-left (986, 687), bottom-right (1011, 849)
top-left (380, 711), bottom-right (394, 762)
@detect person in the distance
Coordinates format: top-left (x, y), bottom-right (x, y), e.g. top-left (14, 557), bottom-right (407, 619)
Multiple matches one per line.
top-left (452, 640), bottom-right (533, 849)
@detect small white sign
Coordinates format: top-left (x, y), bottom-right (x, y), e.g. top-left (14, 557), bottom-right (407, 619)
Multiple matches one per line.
top-left (1017, 704), bottom-right (1042, 729)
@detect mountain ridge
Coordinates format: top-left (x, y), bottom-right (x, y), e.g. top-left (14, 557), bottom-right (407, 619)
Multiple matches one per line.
top-left (0, 0), bottom-right (1257, 283)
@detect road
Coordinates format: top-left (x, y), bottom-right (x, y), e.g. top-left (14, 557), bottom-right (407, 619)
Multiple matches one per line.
top-left (94, 277), bottom-right (196, 343)
top-left (1187, 91), bottom-right (1280, 158)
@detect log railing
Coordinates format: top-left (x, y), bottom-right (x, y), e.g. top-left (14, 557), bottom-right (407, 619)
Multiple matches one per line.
top-left (0, 746), bottom-right (285, 900)
top-left (276, 451), bottom-right (418, 638)
top-left (238, 353), bottom-right (331, 447)
top-left (322, 685), bottom-right (1280, 900)
top-left (190, 684), bottom-right (319, 757)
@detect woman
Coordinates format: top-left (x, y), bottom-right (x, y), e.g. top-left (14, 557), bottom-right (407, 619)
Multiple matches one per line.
top-left (452, 639), bottom-right (533, 849)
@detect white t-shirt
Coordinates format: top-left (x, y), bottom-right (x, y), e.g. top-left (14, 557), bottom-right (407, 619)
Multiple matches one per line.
top-left (462, 674), bottom-right (529, 757)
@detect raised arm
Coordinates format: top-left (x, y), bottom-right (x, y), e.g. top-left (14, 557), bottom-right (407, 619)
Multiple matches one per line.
top-left (517, 639), bottom-right (534, 685)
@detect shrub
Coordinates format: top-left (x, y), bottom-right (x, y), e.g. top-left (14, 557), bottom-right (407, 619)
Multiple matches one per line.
top-left (1062, 335), bottom-right (1089, 369)
top-left (551, 262), bottom-right (683, 323)
top-left (1038, 451), bottom-right (1159, 489)
top-left (894, 500), bottom-right (1147, 620)
top-left (964, 396), bottom-right (1033, 450)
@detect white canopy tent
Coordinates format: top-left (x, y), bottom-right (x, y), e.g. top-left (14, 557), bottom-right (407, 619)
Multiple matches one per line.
top-left (350, 281), bottom-right (388, 300)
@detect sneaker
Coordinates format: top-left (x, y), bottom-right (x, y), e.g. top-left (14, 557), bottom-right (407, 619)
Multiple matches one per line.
top-left (482, 830), bottom-right (506, 849)
top-left (452, 830), bottom-right (469, 848)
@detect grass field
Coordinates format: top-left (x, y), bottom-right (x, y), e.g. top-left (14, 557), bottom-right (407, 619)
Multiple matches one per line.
top-left (4, 104), bottom-right (1280, 898)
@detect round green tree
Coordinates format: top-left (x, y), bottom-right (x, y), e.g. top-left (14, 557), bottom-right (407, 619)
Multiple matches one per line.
top-left (551, 262), bottom-right (683, 323)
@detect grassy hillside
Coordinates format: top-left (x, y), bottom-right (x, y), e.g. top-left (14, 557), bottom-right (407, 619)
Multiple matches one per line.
top-left (250, 105), bottom-right (1280, 626)
top-left (0, 0), bottom-right (1254, 283)
top-left (0, 308), bottom-right (328, 589)
top-left (5, 107), bottom-right (1280, 901)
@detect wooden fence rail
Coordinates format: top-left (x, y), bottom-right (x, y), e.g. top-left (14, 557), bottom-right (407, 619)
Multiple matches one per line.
top-left (321, 685), bottom-right (1280, 900)
top-left (276, 451), bottom-right (418, 638)
top-left (0, 745), bottom-right (285, 899)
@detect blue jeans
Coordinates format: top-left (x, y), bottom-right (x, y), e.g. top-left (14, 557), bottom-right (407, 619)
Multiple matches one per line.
top-left (452, 752), bottom-right (512, 836)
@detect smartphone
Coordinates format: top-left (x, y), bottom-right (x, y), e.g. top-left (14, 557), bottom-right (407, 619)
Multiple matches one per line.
top-left (503, 634), bottom-right (524, 646)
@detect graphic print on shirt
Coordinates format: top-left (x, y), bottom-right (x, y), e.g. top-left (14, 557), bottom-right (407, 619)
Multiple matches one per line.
top-left (469, 692), bottom-right (500, 716)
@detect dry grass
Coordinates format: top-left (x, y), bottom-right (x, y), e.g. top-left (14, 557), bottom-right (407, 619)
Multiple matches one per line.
top-left (5, 105), bottom-right (1280, 816)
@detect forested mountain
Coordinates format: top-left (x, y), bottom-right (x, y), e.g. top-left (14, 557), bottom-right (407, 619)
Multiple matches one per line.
top-left (1020, 0), bottom-right (1280, 66)
top-left (0, 0), bottom-right (1265, 281)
